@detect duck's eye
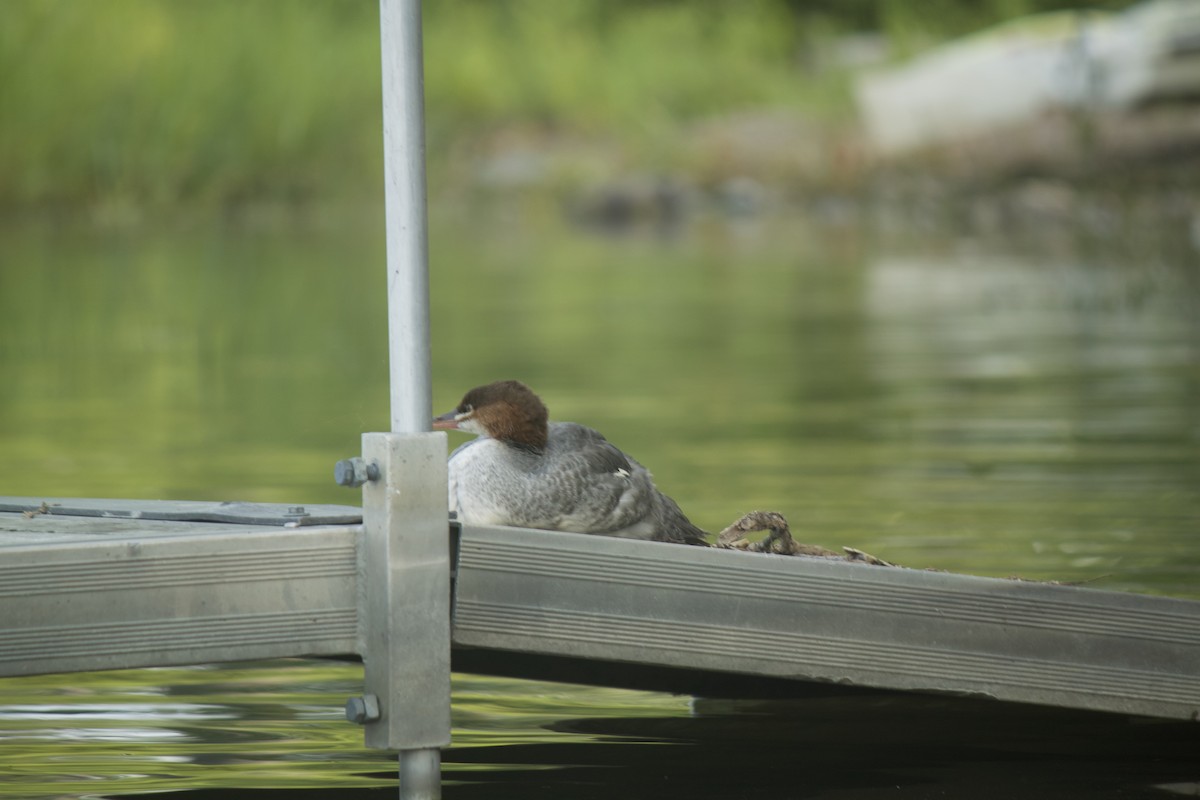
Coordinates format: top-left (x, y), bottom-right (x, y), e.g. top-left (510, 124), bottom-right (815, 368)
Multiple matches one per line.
top-left (456, 403), bottom-right (474, 418)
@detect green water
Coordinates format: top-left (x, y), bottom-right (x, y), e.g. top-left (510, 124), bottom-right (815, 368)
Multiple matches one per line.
top-left (1, 208), bottom-right (1198, 797)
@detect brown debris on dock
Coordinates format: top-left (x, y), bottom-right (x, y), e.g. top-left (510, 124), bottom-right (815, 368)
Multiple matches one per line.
top-left (715, 510), bottom-right (896, 566)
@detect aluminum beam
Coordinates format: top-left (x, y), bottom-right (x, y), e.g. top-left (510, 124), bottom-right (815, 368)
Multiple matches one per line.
top-left (5, 500), bottom-right (1197, 725)
top-left (0, 518), bottom-right (359, 677)
top-left (452, 523), bottom-right (1200, 721)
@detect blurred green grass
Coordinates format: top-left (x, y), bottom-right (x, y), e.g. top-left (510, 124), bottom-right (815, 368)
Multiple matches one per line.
top-left (0, 0), bottom-right (382, 214)
top-left (0, 0), bottom-right (1135, 217)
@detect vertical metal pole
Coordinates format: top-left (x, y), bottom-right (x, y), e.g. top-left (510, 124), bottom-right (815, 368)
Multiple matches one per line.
top-left (370, 2), bottom-right (449, 799)
top-left (381, 0), bottom-right (432, 434)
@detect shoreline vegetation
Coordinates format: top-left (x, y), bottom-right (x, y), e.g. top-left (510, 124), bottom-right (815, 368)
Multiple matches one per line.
top-left (3, 0), bottom-right (1193, 246)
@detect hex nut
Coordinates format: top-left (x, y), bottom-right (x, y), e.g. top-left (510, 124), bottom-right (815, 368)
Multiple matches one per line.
top-left (346, 693), bottom-right (382, 724)
top-left (334, 457), bottom-right (381, 488)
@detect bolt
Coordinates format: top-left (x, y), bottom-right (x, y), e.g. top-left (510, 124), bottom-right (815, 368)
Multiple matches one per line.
top-left (346, 693), bottom-right (381, 724)
top-left (334, 457), bottom-right (380, 488)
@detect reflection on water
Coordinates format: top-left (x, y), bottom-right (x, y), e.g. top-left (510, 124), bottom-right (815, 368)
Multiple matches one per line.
top-left (0, 209), bottom-right (1197, 797)
top-left (1, 660), bottom-right (1198, 800)
top-left (857, 250), bottom-right (1200, 594)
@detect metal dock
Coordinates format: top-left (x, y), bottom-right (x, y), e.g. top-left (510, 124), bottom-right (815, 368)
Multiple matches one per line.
top-left (5, 2), bottom-right (1199, 796)
top-left (4, 496), bottom-right (1198, 723)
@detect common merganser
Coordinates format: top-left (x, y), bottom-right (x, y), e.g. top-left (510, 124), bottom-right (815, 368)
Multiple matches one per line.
top-left (432, 380), bottom-right (708, 546)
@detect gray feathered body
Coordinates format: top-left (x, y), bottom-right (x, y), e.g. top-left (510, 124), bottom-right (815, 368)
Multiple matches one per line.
top-left (447, 422), bottom-right (708, 546)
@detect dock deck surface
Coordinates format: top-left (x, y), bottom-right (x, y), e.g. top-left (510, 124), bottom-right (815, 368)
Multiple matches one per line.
top-left (2, 497), bottom-right (1197, 721)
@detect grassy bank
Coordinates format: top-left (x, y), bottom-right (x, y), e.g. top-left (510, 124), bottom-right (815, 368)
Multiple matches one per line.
top-left (0, 1), bottom-right (382, 215)
top-left (0, 0), bottom-right (1139, 218)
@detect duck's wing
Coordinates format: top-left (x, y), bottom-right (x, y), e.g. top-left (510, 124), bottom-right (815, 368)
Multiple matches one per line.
top-left (541, 424), bottom-right (709, 544)
top-left (539, 423), bottom-right (658, 533)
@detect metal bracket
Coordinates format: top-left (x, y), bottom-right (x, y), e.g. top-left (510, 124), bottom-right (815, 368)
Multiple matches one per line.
top-left (355, 431), bottom-right (451, 752)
